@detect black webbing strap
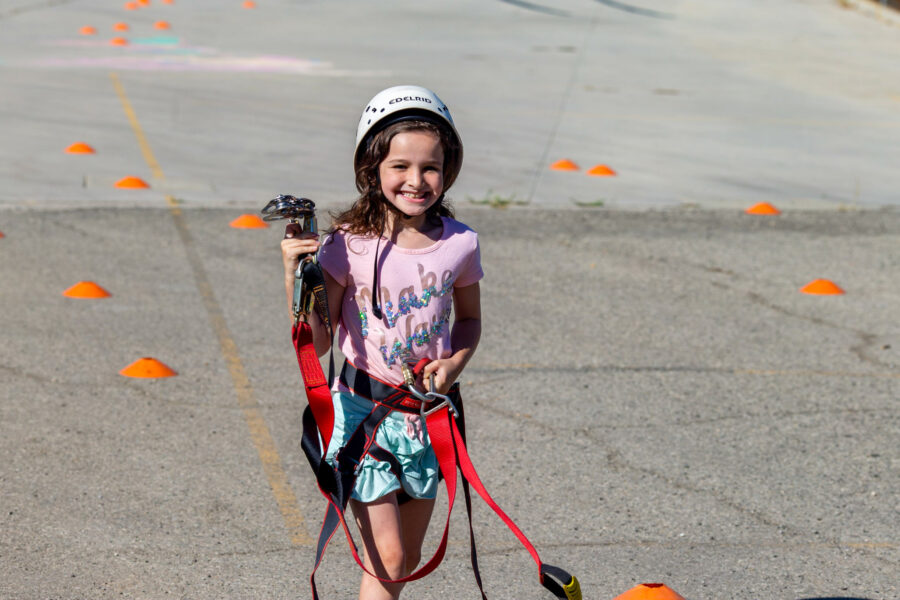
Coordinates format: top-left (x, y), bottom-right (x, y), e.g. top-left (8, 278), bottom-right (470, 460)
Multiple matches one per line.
top-left (339, 360), bottom-right (427, 413)
top-left (301, 258), bottom-right (331, 333)
top-left (307, 401), bottom-right (396, 600)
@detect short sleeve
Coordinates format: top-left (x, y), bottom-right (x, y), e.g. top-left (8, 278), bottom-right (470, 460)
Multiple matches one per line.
top-left (454, 231), bottom-right (483, 288)
top-left (316, 230), bottom-right (350, 287)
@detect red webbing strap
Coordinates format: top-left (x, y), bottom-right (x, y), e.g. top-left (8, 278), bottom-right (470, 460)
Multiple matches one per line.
top-left (453, 417), bottom-right (543, 568)
top-left (439, 413), bottom-right (580, 599)
top-left (292, 321), bottom-right (334, 449)
top-left (308, 408), bottom-right (461, 594)
top-left (434, 410), bottom-right (545, 571)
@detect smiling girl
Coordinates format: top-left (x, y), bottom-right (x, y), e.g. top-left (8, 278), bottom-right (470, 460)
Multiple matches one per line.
top-left (280, 86), bottom-right (482, 600)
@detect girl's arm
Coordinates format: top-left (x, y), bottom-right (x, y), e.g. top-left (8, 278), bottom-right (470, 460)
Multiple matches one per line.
top-left (424, 282), bottom-right (481, 394)
top-left (280, 227), bottom-right (345, 357)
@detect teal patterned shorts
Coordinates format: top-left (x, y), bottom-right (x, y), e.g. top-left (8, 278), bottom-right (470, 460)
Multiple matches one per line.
top-left (324, 390), bottom-right (439, 503)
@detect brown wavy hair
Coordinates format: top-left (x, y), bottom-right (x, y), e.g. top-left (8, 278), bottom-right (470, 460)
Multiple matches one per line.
top-left (329, 119), bottom-right (462, 236)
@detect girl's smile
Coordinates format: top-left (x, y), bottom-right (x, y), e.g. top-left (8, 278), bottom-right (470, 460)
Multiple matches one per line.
top-left (379, 130), bottom-right (444, 226)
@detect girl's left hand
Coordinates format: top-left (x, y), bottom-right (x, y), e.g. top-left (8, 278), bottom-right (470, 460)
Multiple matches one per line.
top-left (421, 358), bottom-right (462, 395)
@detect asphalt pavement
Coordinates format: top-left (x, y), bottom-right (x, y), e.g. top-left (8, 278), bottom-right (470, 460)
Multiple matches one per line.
top-left (1, 1), bottom-right (898, 599)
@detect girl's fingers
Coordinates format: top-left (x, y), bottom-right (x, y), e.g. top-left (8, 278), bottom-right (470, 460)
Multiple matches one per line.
top-left (281, 238), bottom-right (319, 258)
top-left (282, 235), bottom-right (317, 245)
top-left (417, 361), bottom-right (436, 389)
top-left (423, 361), bottom-right (455, 394)
top-left (283, 222), bottom-right (304, 238)
top-left (422, 360), bottom-right (440, 377)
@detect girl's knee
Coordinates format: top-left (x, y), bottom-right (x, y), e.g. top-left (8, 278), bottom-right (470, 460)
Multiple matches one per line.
top-left (372, 542), bottom-right (407, 578)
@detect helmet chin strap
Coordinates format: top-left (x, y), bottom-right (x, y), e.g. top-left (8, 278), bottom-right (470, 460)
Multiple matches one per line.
top-left (371, 213), bottom-right (388, 320)
top-left (371, 195), bottom-right (442, 319)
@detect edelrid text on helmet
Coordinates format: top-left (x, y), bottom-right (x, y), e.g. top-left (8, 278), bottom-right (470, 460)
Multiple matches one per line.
top-left (389, 96), bottom-right (433, 105)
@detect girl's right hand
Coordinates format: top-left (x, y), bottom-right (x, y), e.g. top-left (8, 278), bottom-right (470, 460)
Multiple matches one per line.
top-left (280, 222), bottom-right (320, 277)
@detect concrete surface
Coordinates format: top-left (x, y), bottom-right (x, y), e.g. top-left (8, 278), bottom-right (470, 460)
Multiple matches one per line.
top-left (1, 0), bottom-right (900, 211)
top-left (1, 1), bottom-right (898, 599)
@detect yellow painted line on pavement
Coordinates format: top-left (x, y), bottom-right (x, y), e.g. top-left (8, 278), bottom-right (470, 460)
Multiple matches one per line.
top-left (111, 72), bottom-right (311, 546)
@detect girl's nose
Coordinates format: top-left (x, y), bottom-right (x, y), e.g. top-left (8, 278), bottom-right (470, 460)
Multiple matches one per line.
top-left (407, 168), bottom-right (423, 187)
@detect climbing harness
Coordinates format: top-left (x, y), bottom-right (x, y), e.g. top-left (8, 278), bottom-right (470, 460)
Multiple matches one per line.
top-left (263, 195), bottom-right (581, 600)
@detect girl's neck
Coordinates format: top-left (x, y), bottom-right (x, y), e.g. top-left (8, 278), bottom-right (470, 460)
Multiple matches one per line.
top-left (385, 212), bottom-right (443, 249)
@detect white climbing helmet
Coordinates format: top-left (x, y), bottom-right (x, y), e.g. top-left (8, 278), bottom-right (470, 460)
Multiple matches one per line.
top-left (354, 85), bottom-right (463, 179)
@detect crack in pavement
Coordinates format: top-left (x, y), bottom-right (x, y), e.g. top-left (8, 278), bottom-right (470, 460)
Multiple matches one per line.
top-left (0, 0), bottom-right (80, 20)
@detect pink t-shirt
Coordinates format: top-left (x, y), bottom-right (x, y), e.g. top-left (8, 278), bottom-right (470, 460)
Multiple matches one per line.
top-left (318, 216), bottom-right (483, 388)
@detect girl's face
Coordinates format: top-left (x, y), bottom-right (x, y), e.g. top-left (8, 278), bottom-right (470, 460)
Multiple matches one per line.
top-left (378, 130), bottom-right (444, 221)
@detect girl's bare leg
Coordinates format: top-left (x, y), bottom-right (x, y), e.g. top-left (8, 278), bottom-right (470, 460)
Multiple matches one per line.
top-left (398, 497), bottom-right (436, 574)
top-left (351, 493), bottom-right (437, 600)
top-left (353, 494), bottom-right (405, 600)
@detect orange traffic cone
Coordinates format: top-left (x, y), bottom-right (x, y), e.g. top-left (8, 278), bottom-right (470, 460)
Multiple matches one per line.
top-left (586, 164), bottom-right (616, 176)
top-left (550, 159), bottom-right (579, 171)
top-left (110, 37), bottom-right (129, 46)
top-left (115, 176), bottom-right (150, 189)
top-left (612, 583), bottom-right (687, 600)
top-left (63, 281), bottom-right (111, 299)
top-left (243, 0), bottom-right (257, 7)
top-left (120, 357), bottom-right (177, 378)
top-left (66, 142), bottom-right (96, 154)
top-left (80, 26), bottom-right (98, 35)
top-left (230, 214), bottom-right (269, 229)
top-left (745, 202), bottom-right (780, 215)
top-left (124, 1), bottom-right (139, 9)
top-left (113, 22), bottom-right (130, 31)
top-left (154, 21), bottom-right (171, 29)
top-left (800, 279), bottom-right (844, 295)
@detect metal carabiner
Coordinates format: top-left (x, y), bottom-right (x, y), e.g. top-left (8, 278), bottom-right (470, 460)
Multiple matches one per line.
top-left (400, 364), bottom-right (459, 419)
top-left (420, 374), bottom-right (459, 419)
